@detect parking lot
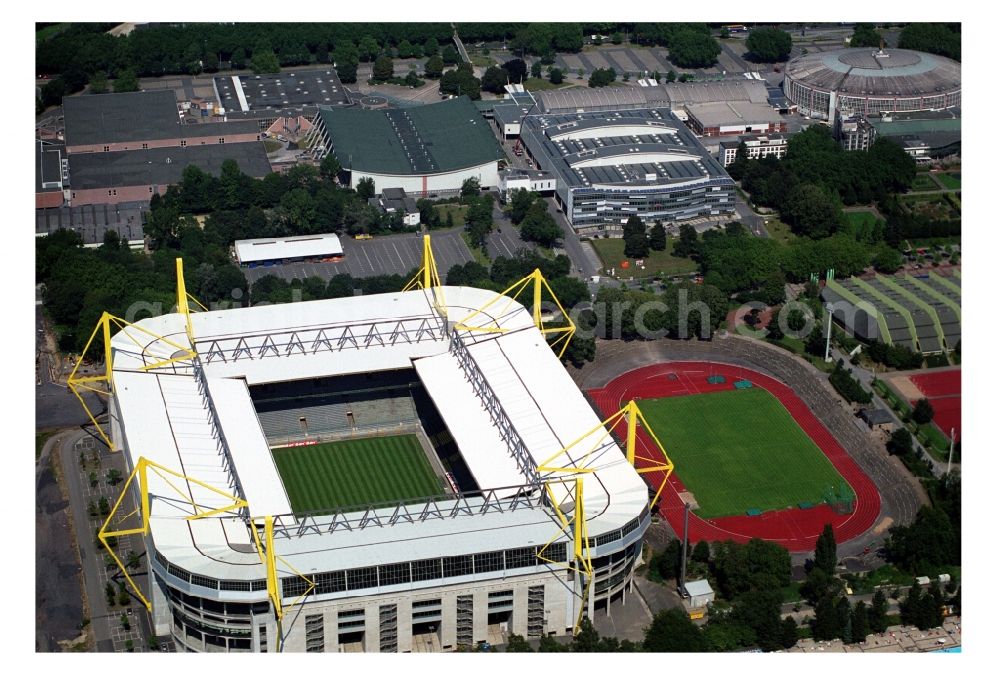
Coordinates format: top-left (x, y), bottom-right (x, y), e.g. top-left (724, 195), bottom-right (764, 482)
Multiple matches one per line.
top-left (242, 227), bottom-right (476, 284)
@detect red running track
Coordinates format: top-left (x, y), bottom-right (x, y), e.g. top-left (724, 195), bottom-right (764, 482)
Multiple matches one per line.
top-left (588, 362), bottom-right (881, 552)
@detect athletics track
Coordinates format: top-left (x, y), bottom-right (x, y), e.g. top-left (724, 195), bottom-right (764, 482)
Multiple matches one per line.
top-left (587, 361), bottom-right (881, 552)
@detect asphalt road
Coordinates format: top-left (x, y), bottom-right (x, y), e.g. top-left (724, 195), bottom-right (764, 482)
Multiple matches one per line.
top-left (242, 227), bottom-right (475, 284)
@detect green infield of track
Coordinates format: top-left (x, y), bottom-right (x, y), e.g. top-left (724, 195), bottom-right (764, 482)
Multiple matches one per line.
top-left (638, 388), bottom-right (853, 519)
top-left (272, 435), bottom-right (442, 513)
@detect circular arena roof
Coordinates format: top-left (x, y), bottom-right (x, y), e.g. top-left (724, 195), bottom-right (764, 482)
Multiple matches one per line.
top-left (785, 48), bottom-right (961, 98)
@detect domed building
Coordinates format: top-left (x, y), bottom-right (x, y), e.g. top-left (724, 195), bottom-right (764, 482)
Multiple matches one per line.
top-left (783, 48), bottom-right (961, 121)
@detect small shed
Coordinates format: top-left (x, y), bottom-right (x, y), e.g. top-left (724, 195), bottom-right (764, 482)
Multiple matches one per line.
top-left (859, 407), bottom-right (895, 432)
top-left (684, 579), bottom-right (715, 608)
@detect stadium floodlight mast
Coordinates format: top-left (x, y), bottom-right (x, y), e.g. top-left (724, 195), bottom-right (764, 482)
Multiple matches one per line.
top-left (824, 302), bottom-right (834, 362)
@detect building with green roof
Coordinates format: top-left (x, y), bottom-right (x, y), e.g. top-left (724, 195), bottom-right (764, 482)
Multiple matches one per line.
top-left (314, 96), bottom-right (503, 196)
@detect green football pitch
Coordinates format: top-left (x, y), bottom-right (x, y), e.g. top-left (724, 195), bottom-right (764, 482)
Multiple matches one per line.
top-left (638, 388), bottom-right (853, 519)
top-left (271, 435), bottom-right (443, 513)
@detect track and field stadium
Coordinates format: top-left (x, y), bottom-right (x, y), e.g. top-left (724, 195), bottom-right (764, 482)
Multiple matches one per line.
top-left (86, 249), bottom-right (660, 653)
top-left (589, 362), bottom-right (881, 552)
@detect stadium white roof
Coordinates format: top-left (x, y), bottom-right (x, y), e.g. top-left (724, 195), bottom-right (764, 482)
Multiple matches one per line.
top-left (234, 233), bottom-right (342, 265)
top-left (110, 285), bottom-right (648, 581)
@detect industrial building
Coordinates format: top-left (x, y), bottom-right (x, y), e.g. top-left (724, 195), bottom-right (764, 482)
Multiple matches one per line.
top-left (59, 91), bottom-right (271, 206)
top-left (821, 272), bottom-right (961, 354)
top-left (684, 101), bottom-right (785, 137)
top-left (783, 48), bottom-right (961, 121)
top-left (510, 107), bottom-right (736, 235)
top-left (90, 252), bottom-right (660, 652)
top-left (531, 80), bottom-right (769, 117)
top-left (314, 96), bottom-right (503, 196)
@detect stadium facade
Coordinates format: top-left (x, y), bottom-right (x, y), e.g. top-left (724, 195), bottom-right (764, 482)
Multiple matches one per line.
top-left (505, 106), bottom-right (736, 236)
top-left (97, 262), bottom-right (656, 653)
top-left (783, 48), bottom-right (961, 121)
top-left (313, 96), bottom-right (503, 196)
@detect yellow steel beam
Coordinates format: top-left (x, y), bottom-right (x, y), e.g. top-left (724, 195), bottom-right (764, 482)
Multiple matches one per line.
top-left (99, 456), bottom-right (249, 612)
top-left (403, 235), bottom-right (447, 320)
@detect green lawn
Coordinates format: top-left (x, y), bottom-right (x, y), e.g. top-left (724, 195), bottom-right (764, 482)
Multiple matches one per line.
top-left (937, 172), bottom-right (961, 190)
top-left (523, 77), bottom-right (562, 91)
top-left (263, 138), bottom-right (284, 153)
top-left (638, 388), bottom-right (853, 518)
top-left (764, 219), bottom-right (799, 245)
top-left (433, 203), bottom-right (469, 226)
top-left (272, 435), bottom-right (442, 513)
top-left (589, 237), bottom-right (698, 278)
top-left (845, 211), bottom-right (878, 228)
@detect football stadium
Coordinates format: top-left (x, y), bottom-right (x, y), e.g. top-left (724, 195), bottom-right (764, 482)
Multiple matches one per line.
top-left (70, 239), bottom-right (671, 653)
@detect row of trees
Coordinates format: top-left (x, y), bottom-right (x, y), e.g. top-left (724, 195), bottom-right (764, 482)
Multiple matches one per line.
top-left (481, 58), bottom-right (528, 93)
top-left (629, 23), bottom-right (721, 68)
top-left (508, 190), bottom-right (563, 246)
top-left (898, 23), bottom-right (961, 62)
top-left (439, 62), bottom-right (482, 100)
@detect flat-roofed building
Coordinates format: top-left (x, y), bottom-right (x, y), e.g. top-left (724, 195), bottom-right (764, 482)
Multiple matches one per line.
top-left (684, 101), bottom-right (786, 137)
top-left (718, 132), bottom-right (791, 166)
top-left (517, 107), bottom-right (736, 235)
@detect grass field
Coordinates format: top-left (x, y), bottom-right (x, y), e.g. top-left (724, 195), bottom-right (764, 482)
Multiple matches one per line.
top-left (589, 237), bottom-right (698, 278)
top-left (937, 172), bottom-right (961, 190)
top-left (272, 435), bottom-right (442, 513)
top-left (763, 219), bottom-right (799, 245)
top-left (638, 388), bottom-right (853, 518)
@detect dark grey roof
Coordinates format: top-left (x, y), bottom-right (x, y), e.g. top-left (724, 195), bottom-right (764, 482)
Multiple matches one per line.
top-left (36, 140), bottom-right (64, 193)
top-left (214, 69), bottom-right (350, 112)
top-left (63, 91), bottom-right (181, 146)
top-left (181, 120), bottom-right (261, 138)
top-left (68, 143), bottom-right (271, 190)
top-left (860, 408), bottom-right (895, 425)
top-left (36, 200), bottom-right (147, 245)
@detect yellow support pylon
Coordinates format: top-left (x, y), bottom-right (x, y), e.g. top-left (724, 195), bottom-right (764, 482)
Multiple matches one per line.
top-left (98, 456), bottom-right (250, 611)
top-left (403, 234), bottom-right (447, 320)
top-left (453, 268), bottom-right (576, 358)
top-left (536, 478), bottom-right (593, 634)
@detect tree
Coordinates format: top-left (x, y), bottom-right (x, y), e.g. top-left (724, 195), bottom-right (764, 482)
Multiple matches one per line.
top-left (502, 58), bottom-right (528, 83)
top-left (745, 28), bottom-right (793, 62)
top-left (850, 23), bottom-right (883, 48)
top-left (250, 50), bottom-right (280, 74)
top-left (912, 398), bottom-right (935, 425)
top-left (506, 634), bottom-right (533, 652)
top-left (658, 538), bottom-right (683, 582)
top-left (812, 594), bottom-right (840, 641)
top-left (98, 497), bottom-right (111, 517)
top-left (781, 184), bottom-right (842, 238)
top-left (850, 600), bottom-right (871, 643)
top-left (113, 69), bottom-right (139, 93)
top-left (898, 23), bottom-right (961, 62)
top-left (531, 60), bottom-right (542, 78)
top-left (320, 154), bottom-right (342, 180)
top-left (509, 189), bottom-right (537, 224)
top-left (668, 30), bottom-right (721, 68)
top-left (710, 538), bottom-right (791, 599)
top-left (548, 67), bottom-right (564, 84)
top-left (734, 589), bottom-right (785, 651)
top-left (570, 618), bottom-right (602, 652)
top-left (520, 201), bottom-right (561, 247)
top-left (649, 222), bottom-right (667, 251)
top-left (372, 55), bottom-right (394, 81)
top-left (396, 39), bottom-right (414, 59)
top-left (643, 608), bottom-right (708, 652)
top-left (423, 37), bottom-right (440, 57)
top-left (481, 66), bottom-right (509, 94)
top-left (441, 44), bottom-right (460, 66)
top-left (692, 540), bottom-right (711, 563)
top-left (872, 244), bottom-right (903, 273)
top-left (673, 223), bottom-right (698, 258)
top-left (886, 428), bottom-right (913, 456)
top-left (356, 177), bottom-right (375, 201)
top-left (424, 54), bottom-right (444, 79)
top-left (869, 590), bottom-right (890, 634)
top-left (537, 635), bottom-right (568, 652)
top-left (88, 70), bottom-right (109, 94)
top-left (665, 69), bottom-right (677, 82)
top-left (106, 468), bottom-right (122, 486)
top-left (461, 177), bottom-right (481, 200)
top-left (89, 471), bottom-right (99, 488)
top-left (588, 67), bottom-right (617, 88)
top-left (720, 27), bottom-right (731, 39)
top-left (805, 322), bottom-right (826, 357)
top-left (781, 616), bottom-right (799, 648)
